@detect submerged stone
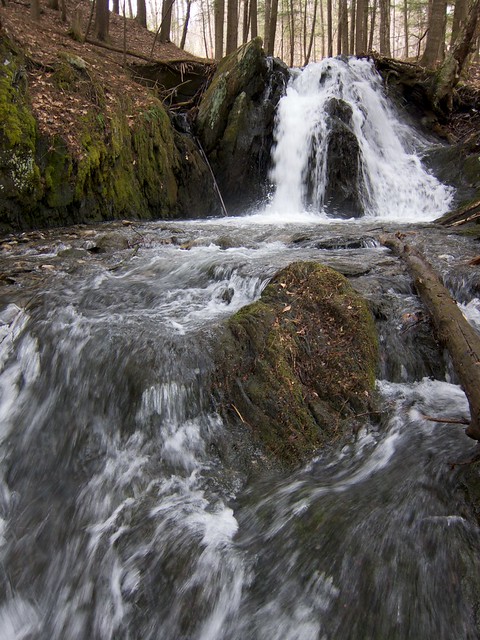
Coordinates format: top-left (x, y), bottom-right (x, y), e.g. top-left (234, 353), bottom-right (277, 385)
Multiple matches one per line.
top-left (213, 261), bottom-right (379, 467)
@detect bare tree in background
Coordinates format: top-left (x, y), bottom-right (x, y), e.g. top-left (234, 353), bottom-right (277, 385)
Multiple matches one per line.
top-left (136, 0), bottom-right (147, 27)
top-left (214, 0), bottom-right (224, 59)
top-left (421, 0), bottom-right (447, 67)
top-left (95, 0), bottom-right (110, 40)
top-left (160, 0), bottom-right (174, 42)
top-left (225, 0), bottom-right (238, 53)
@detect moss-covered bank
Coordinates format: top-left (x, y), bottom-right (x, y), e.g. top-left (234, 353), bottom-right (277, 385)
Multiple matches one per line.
top-left (213, 261), bottom-right (379, 467)
top-left (0, 34), bottom-right (220, 232)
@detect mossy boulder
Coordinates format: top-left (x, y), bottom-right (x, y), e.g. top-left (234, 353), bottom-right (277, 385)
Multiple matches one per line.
top-left (213, 261), bottom-right (379, 467)
top-left (196, 38), bottom-right (288, 214)
top-left (0, 33), bottom-right (221, 232)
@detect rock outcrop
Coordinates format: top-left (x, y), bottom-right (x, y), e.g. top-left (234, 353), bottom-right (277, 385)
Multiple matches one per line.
top-left (212, 261), bottom-right (379, 468)
top-left (196, 37), bottom-right (289, 214)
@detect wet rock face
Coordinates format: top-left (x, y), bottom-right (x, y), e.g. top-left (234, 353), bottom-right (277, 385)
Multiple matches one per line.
top-left (196, 38), bottom-right (289, 214)
top-left (212, 261), bottom-right (379, 468)
top-left (322, 97), bottom-right (363, 218)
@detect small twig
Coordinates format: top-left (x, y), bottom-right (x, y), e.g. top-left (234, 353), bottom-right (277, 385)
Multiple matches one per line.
top-left (231, 403), bottom-right (246, 423)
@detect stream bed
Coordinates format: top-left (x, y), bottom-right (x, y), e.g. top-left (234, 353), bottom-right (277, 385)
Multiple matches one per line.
top-left (0, 216), bottom-right (479, 639)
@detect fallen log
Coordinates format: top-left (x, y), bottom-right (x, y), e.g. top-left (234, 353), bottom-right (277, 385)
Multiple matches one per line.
top-left (437, 197), bottom-right (480, 227)
top-left (381, 234), bottom-right (480, 440)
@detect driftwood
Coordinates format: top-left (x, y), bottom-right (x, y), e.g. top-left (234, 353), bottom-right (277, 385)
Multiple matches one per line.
top-left (437, 197), bottom-right (480, 227)
top-left (382, 234), bottom-right (480, 441)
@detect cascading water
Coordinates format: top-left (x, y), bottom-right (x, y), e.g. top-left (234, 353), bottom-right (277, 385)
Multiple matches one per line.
top-left (0, 58), bottom-right (479, 640)
top-left (268, 57), bottom-right (454, 221)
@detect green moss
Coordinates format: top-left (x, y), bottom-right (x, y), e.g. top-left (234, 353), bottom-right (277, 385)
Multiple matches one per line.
top-left (214, 262), bottom-right (379, 466)
top-left (0, 32), bottom-right (217, 230)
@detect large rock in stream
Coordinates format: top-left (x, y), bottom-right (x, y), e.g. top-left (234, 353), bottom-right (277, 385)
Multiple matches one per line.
top-left (196, 38), bottom-right (288, 214)
top-left (212, 262), bottom-right (379, 468)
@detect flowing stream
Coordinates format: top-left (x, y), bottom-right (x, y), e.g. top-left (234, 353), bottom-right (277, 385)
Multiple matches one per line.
top-left (1, 59), bottom-right (480, 640)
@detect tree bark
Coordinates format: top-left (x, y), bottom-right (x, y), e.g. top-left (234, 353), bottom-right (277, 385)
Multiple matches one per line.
top-left (421, 0), bottom-right (447, 68)
top-left (327, 0), bottom-right (333, 56)
top-left (368, 0), bottom-right (377, 52)
top-left (382, 235), bottom-right (480, 441)
top-left (136, 0), bottom-right (147, 27)
top-left (31, 0), bottom-right (40, 20)
top-left (180, 0), bottom-right (192, 48)
top-left (266, 0), bottom-right (279, 55)
top-left (379, 0), bottom-right (390, 55)
top-left (289, 0), bottom-right (295, 65)
top-left (214, 0), bottom-right (224, 59)
top-left (264, 0), bottom-right (272, 52)
top-left (250, 0), bottom-right (258, 38)
top-left (451, 0), bottom-right (468, 48)
top-left (225, 0), bottom-right (238, 53)
top-left (355, 0), bottom-right (368, 54)
top-left (159, 0), bottom-right (174, 42)
top-left (242, 0), bottom-right (250, 43)
top-left (305, 0), bottom-right (318, 63)
top-left (95, 0), bottom-right (110, 41)
top-left (338, 0), bottom-right (349, 54)
top-left (349, 0), bottom-right (356, 53)
top-left (432, 0), bottom-right (480, 110)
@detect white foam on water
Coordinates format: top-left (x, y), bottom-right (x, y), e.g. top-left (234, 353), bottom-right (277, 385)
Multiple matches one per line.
top-left (265, 57), bottom-right (454, 222)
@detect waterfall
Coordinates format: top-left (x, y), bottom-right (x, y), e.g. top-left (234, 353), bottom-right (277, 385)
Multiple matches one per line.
top-left (268, 57), bottom-right (454, 221)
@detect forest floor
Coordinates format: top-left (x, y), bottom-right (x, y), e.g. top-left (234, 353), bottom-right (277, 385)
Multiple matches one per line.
top-left (0, 0), bottom-right (212, 151)
top-left (1, 0), bottom-right (480, 156)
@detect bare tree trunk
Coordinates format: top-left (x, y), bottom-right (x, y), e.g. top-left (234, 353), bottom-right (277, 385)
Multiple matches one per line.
top-left (242, 0), bottom-right (250, 43)
top-left (421, 0), bottom-right (447, 67)
top-left (31, 0), bottom-right (40, 20)
top-left (403, 0), bottom-right (408, 56)
top-left (368, 0), bottom-right (377, 51)
top-left (266, 0), bottom-right (279, 55)
top-left (355, 0), bottom-right (368, 53)
top-left (214, 0), bottom-right (224, 59)
top-left (160, 0), bottom-right (174, 42)
top-left (289, 0), bottom-right (295, 65)
top-left (95, 0), bottom-right (110, 40)
top-left (319, 0), bottom-right (325, 57)
top-left (264, 0), bottom-right (272, 52)
top-left (433, 0), bottom-right (480, 108)
top-left (180, 0), bottom-right (192, 48)
top-left (202, 2), bottom-right (209, 56)
top-left (251, 0), bottom-right (258, 37)
top-left (379, 0), bottom-right (390, 55)
top-left (226, 0), bottom-right (238, 53)
top-left (450, 0), bottom-right (468, 48)
top-left (112, 0), bottom-right (120, 14)
top-left (338, 0), bottom-right (348, 54)
top-left (327, 0), bottom-right (333, 55)
top-left (206, 0), bottom-right (214, 54)
top-left (350, 0), bottom-right (356, 52)
top-left (122, 0), bottom-right (127, 66)
top-left (136, 0), bottom-right (147, 27)
top-left (305, 0), bottom-right (318, 63)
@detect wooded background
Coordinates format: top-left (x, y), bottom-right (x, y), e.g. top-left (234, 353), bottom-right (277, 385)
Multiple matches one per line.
top-left (32, 0), bottom-right (480, 72)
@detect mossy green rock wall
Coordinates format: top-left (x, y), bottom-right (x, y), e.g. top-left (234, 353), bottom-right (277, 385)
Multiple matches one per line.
top-left (196, 38), bottom-right (288, 214)
top-left (213, 262), bottom-right (379, 467)
top-left (0, 34), bottom-right (220, 232)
